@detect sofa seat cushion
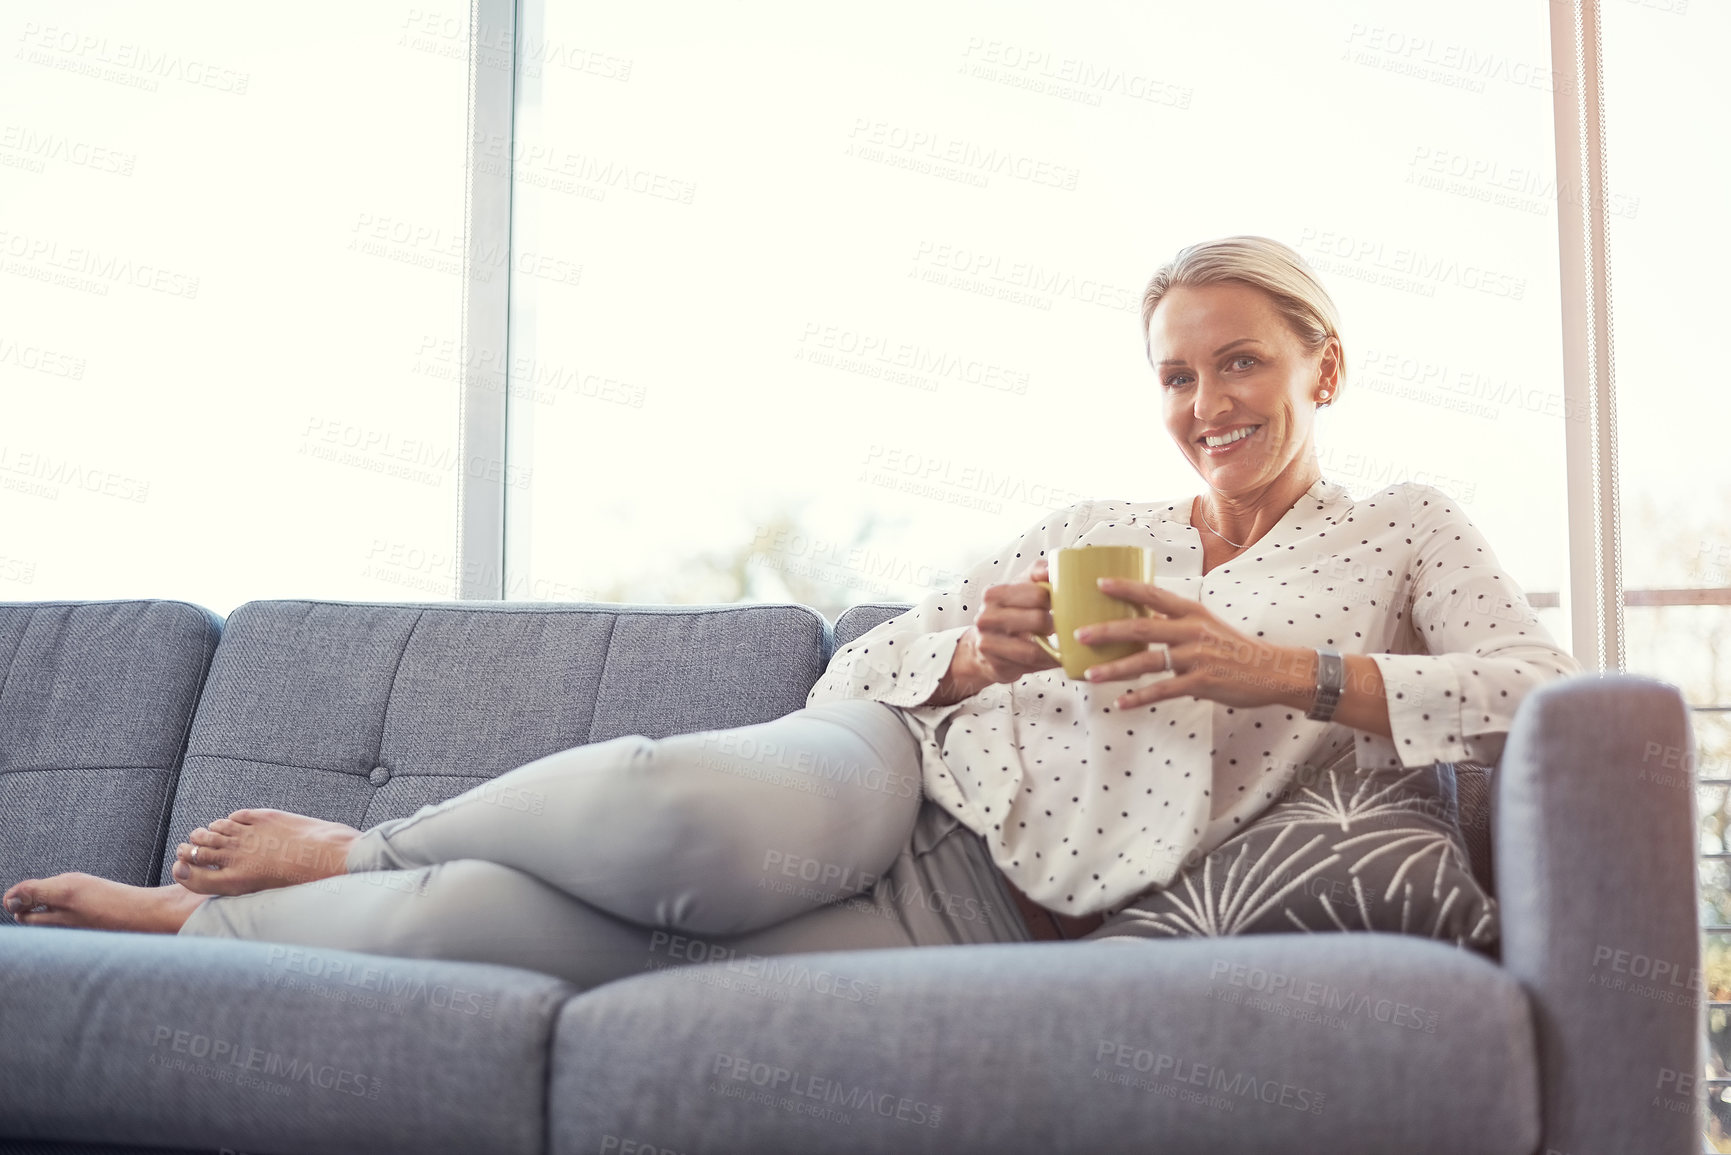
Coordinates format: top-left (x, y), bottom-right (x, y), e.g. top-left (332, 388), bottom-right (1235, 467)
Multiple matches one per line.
top-left (548, 933), bottom-right (1538, 1155)
top-left (0, 926), bottom-right (575, 1155)
top-left (0, 601), bottom-right (221, 920)
top-left (159, 600), bottom-right (828, 883)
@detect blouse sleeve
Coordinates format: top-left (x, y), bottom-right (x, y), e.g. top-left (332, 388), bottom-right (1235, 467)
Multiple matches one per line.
top-left (1366, 483), bottom-right (1583, 769)
top-left (806, 499), bottom-right (1099, 714)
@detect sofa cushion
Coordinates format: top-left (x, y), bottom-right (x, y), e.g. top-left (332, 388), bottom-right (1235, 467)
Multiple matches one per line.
top-left (1086, 754), bottom-right (1499, 952)
top-left (547, 933), bottom-right (1538, 1155)
top-left (0, 601), bottom-right (221, 922)
top-left (158, 600), bottom-right (829, 882)
top-left (834, 603), bottom-right (907, 651)
top-left (0, 926), bottom-right (573, 1155)
top-left (1450, 760), bottom-right (1495, 896)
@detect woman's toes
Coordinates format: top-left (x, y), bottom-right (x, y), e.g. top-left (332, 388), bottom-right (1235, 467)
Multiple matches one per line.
top-left (171, 844), bottom-right (256, 897)
top-left (8, 874), bottom-right (77, 916)
top-left (188, 826), bottom-right (234, 850)
top-left (209, 818), bottom-right (246, 838)
top-left (176, 841), bottom-right (228, 870)
top-left (4, 880), bottom-right (40, 914)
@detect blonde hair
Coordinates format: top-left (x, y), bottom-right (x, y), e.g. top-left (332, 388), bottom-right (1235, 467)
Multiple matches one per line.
top-left (1141, 236), bottom-right (1344, 386)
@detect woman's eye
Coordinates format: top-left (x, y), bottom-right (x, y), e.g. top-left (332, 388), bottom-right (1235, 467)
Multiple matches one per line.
top-left (1163, 374), bottom-right (1192, 389)
top-left (1230, 355), bottom-right (1257, 370)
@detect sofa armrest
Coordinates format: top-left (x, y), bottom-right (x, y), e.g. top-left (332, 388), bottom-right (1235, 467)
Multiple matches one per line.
top-left (0, 927), bottom-right (576, 1155)
top-left (1493, 672), bottom-right (1702, 1154)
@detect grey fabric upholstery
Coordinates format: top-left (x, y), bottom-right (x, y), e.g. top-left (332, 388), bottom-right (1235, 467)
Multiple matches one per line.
top-left (1494, 673), bottom-right (1702, 1155)
top-left (0, 1145), bottom-right (213, 1154)
top-left (157, 600), bottom-right (829, 884)
top-left (0, 601), bottom-right (221, 923)
top-left (0, 1144), bottom-right (212, 1154)
top-left (833, 603), bottom-right (909, 651)
top-left (0, 926), bottom-right (573, 1155)
top-left (547, 933), bottom-right (1540, 1155)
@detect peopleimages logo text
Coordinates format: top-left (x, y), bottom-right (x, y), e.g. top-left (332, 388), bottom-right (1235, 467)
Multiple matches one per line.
top-left (1296, 228), bottom-right (1525, 300)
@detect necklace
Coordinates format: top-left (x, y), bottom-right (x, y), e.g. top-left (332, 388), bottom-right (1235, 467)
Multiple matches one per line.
top-left (1197, 500), bottom-right (1248, 549)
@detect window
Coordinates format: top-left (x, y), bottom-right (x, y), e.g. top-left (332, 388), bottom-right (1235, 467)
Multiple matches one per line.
top-left (503, 0), bottom-right (1573, 641)
top-left (1600, 1), bottom-right (1731, 1145)
top-left (0, 3), bottom-right (470, 614)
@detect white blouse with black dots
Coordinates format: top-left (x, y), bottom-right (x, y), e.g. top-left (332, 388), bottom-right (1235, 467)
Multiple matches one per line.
top-left (805, 475), bottom-right (1582, 919)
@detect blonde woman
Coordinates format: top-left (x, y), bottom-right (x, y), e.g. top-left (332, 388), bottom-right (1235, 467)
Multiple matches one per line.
top-left (5, 236), bottom-right (1578, 981)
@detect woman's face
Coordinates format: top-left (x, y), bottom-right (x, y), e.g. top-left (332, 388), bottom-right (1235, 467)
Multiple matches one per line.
top-left (1149, 281), bottom-right (1339, 497)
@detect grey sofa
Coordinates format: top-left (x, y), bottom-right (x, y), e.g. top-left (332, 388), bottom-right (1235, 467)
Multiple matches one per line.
top-left (0, 596), bottom-right (1703, 1155)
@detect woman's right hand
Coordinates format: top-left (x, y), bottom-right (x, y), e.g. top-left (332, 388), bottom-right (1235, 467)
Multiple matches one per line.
top-left (919, 559), bottom-right (1062, 708)
top-left (958, 556), bottom-right (1063, 687)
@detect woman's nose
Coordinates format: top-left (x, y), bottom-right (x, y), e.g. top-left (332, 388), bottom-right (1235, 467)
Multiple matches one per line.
top-left (1192, 371), bottom-right (1234, 421)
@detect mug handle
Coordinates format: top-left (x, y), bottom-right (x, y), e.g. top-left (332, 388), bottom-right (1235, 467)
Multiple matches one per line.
top-left (1028, 578), bottom-right (1154, 664)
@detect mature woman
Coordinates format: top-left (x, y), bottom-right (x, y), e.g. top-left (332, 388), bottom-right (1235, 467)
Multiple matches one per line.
top-left (3, 236), bottom-right (1579, 983)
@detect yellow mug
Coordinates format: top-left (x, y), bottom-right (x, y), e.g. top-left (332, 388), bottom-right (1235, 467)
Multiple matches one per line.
top-left (1029, 545), bottom-right (1157, 679)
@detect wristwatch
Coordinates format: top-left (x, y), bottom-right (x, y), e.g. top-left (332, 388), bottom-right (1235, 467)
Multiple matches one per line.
top-left (1306, 647), bottom-right (1345, 723)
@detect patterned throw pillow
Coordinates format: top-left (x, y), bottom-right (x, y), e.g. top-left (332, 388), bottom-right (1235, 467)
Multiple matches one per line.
top-left (1082, 749), bottom-right (1499, 952)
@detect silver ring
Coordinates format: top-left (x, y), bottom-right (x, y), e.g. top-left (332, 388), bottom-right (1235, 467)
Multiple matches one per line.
top-left (1156, 643), bottom-right (1171, 671)
top-left (190, 845), bottom-right (199, 864)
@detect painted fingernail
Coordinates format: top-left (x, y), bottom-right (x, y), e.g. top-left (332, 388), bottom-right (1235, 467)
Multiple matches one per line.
top-left (1075, 627), bottom-right (1094, 641)
top-left (1085, 667), bottom-right (1100, 680)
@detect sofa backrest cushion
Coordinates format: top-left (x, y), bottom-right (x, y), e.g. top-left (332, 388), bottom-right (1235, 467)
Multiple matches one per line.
top-left (834, 603), bottom-right (910, 650)
top-left (0, 600), bottom-right (221, 917)
top-left (157, 600), bottom-right (830, 885)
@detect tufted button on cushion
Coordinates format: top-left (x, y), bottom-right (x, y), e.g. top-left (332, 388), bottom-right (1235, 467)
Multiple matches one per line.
top-left (368, 766), bottom-right (391, 787)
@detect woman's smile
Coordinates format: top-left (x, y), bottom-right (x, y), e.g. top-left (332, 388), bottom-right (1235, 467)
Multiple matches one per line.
top-left (1198, 423), bottom-right (1264, 456)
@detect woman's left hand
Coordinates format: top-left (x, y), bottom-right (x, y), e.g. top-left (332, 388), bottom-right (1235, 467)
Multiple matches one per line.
top-left (1074, 578), bottom-right (1308, 711)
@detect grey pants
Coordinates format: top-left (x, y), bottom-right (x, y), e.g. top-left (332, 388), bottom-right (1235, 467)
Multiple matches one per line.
top-left (178, 700), bottom-right (1035, 989)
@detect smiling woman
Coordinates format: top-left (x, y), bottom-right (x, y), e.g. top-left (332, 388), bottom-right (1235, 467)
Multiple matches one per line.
top-left (1145, 236), bottom-right (1345, 563)
top-left (5, 236), bottom-right (1577, 979)
top-left (846, 234), bottom-right (1578, 932)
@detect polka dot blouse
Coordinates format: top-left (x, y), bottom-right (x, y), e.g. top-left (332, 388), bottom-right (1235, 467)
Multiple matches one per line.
top-left (806, 476), bottom-right (1582, 919)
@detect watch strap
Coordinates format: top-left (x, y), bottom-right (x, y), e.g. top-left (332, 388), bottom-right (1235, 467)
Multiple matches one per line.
top-left (1306, 647), bottom-right (1345, 722)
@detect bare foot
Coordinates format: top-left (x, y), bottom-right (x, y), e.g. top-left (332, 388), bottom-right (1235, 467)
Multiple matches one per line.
top-left (170, 808), bottom-right (362, 896)
top-left (3, 874), bottom-right (208, 933)
top-left (170, 810), bottom-right (363, 900)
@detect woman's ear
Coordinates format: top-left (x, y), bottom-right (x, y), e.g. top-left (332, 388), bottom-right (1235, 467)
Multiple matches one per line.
top-left (1316, 337), bottom-right (1343, 407)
